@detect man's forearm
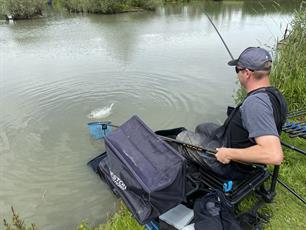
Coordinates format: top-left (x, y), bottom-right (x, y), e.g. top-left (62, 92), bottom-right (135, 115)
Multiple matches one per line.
top-left (216, 135), bottom-right (283, 165)
top-left (227, 145), bottom-right (277, 164)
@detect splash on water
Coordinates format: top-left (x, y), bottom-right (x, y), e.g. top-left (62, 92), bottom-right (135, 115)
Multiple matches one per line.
top-left (88, 103), bottom-right (114, 119)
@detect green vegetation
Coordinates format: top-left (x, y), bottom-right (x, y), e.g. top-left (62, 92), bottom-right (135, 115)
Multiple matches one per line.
top-left (53, 0), bottom-right (159, 14)
top-left (3, 207), bottom-right (38, 230)
top-left (163, 0), bottom-right (190, 2)
top-left (0, 0), bottom-right (44, 19)
top-left (0, 0), bottom-right (159, 19)
top-left (270, 1), bottom-right (306, 111)
top-left (76, 202), bottom-right (144, 230)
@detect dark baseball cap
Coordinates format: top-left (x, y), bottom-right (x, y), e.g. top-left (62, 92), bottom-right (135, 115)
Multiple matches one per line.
top-left (228, 47), bottom-right (272, 71)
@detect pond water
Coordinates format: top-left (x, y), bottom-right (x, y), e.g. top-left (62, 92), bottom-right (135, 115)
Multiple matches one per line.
top-left (0, 0), bottom-right (301, 229)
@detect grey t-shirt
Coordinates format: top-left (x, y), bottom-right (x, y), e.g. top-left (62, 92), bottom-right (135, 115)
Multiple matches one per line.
top-left (240, 92), bottom-right (279, 142)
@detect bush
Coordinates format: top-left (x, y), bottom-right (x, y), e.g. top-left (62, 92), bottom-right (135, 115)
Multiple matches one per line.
top-left (3, 207), bottom-right (38, 230)
top-left (128, 0), bottom-right (160, 11)
top-left (1, 0), bottom-right (44, 19)
top-left (54, 0), bottom-right (159, 14)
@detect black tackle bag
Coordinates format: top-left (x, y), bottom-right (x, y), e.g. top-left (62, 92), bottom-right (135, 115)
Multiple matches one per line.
top-left (194, 189), bottom-right (242, 230)
top-left (103, 115), bottom-right (186, 224)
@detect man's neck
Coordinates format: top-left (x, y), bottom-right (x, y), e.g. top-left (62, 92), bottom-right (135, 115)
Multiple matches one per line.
top-left (246, 78), bottom-right (271, 93)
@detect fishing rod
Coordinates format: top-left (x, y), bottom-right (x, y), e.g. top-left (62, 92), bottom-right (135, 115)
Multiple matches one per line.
top-left (162, 136), bottom-right (218, 170)
top-left (160, 135), bottom-right (217, 154)
top-left (287, 108), bottom-right (306, 118)
top-left (289, 132), bottom-right (306, 139)
top-left (204, 12), bottom-right (234, 60)
top-left (283, 121), bottom-right (306, 129)
top-left (281, 141), bottom-right (306, 155)
top-left (285, 126), bottom-right (306, 134)
top-left (288, 126), bottom-right (306, 134)
top-left (287, 112), bottom-right (306, 119)
top-left (289, 132), bottom-right (306, 138)
top-left (282, 122), bottom-right (306, 139)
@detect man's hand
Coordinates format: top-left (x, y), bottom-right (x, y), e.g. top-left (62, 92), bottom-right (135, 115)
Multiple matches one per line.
top-left (216, 147), bottom-right (232, 164)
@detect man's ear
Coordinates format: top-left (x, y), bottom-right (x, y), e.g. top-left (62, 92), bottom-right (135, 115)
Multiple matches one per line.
top-left (245, 69), bottom-right (252, 79)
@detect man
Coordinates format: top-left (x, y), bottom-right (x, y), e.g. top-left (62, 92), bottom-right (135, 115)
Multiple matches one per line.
top-left (177, 47), bottom-right (287, 180)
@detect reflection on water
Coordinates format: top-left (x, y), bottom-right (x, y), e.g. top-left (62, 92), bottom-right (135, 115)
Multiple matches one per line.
top-left (0, 1), bottom-right (300, 229)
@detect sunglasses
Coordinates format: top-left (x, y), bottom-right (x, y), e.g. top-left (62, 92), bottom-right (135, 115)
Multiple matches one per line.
top-left (235, 66), bottom-right (245, 73)
top-left (235, 66), bottom-right (254, 73)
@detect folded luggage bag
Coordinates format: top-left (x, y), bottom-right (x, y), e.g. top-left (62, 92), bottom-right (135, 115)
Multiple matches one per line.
top-left (104, 115), bottom-right (186, 224)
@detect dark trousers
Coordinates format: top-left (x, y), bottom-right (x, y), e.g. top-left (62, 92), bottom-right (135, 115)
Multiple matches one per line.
top-left (176, 123), bottom-right (247, 180)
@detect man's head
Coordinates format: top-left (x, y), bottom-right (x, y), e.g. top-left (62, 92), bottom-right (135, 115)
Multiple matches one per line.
top-left (228, 47), bottom-right (272, 72)
top-left (228, 47), bottom-right (272, 89)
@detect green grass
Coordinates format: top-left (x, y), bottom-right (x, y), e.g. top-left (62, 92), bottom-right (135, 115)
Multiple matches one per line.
top-left (76, 202), bottom-right (144, 230)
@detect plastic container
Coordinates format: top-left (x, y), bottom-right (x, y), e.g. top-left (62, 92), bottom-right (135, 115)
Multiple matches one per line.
top-left (159, 204), bottom-right (194, 229)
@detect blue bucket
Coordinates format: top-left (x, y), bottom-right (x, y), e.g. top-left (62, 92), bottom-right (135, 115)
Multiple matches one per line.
top-left (87, 121), bottom-right (112, 140)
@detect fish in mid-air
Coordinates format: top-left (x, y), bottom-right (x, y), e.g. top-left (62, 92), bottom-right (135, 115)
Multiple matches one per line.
top-left (88, 103), bottom-right (114, 119)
